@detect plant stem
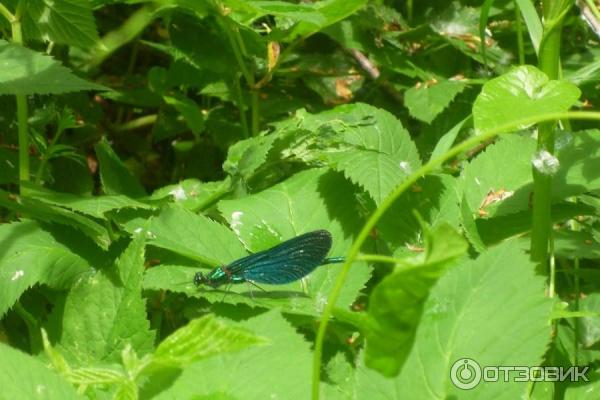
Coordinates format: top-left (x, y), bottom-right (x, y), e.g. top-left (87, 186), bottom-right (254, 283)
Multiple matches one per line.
top-left (530, 0), bottom-right (569, 265)
top-left (310, 110), bottom-right (600, 400)
top-left (514, 0), bottom-right (525, 65)
top-left (10, 1), bottom-right (29, 189)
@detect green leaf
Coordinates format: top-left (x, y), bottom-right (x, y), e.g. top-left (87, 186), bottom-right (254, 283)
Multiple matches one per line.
top-left (170, 14), bottom-right (239, 78)
top-left (22, 182), bottom-right (153, 219)
top-left (404, 79), bottom-right (466, 124)
top-left (25, 0), bottom-right (100, 49)
top-left (127, 205), bottom-right (246, 266)
top-left (577, 293), bottom-right (600, 348)
top-left (515, 0), bottom-right (543, 53)
top-left (217, 168), bottom-right (371, 313)
top-left (0, 189), bottom-right (111, 249)
top-left (461, 131), bottom-right (600, 222)
top-left (364, 224), bottom-right (468, 376)
top-left (473, 65), bottom-right (581, 135)
top-left (378, 174), bottom-right (462, 254)
top-left (357, 240), bottom-right (554, 398)
top-left (430, 2), bottom-right (511, 70)
top-left (0, 40), bottom-right (105, 95)
top-left (95, 138), bottom-right (146, 198)
top-left (151, 314), bottom-right (265, 367)
top-left (0, 221), bottom-right (93, 317)
top-left (138, 314), bottom-right (265, 399)
top-left (461, 135), bottom-right (536, 218)
top-left (320, 103), bottom-right (421, 205)
top-left (163, 94), bottom-right (205, 137)
top-left (0, 342), bottom-right (80, 399)
top-left (149, 178), bottom-right (231, 211)
top-left (59, 235), bottom-right (155, 364)
top-left (223, 134), bottom-right (278, 179)
top-left (152, 310), bottom-right (313, 399)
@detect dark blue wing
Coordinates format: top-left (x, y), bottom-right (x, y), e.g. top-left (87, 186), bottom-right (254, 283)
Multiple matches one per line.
top-left (226, 230), bottom-right (333, 284)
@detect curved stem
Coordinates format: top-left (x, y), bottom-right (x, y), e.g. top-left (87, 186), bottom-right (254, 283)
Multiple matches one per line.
top-left (310, 110), bottom-right (600, 399)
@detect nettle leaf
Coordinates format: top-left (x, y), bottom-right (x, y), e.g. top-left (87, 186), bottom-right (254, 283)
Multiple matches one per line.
top-left (169, 14), bottom-right (240, 78)
top-left (431, 2), bottom-right (512, 70)
top-left (378, 174), bottom-right (462, 255)
top-left (222, 133), bottom-right (278, 179)
top-left (473, 65), bottom-right (581, 134)
top-left (25, 0), bottom-right (100, 49)
top-left (127, 205), bottom-right (246, 266)
top-left (461, 135), bottom-right (535, 218)
top-left (95, 138), bottom-right (146, 198)
top-left (217, 168), bottom-right (371, 314)
top-left (59, 235), bottom-right (155, 364)
top-left (357, 240), bottom-right (553, 399)
top-left (461, 130), bottom-right (600, 222)
top-left (404, 79), bottom-right (466, 124)
top-left (138, 314), bottom-right (265, 399)
top-left (151, 314), bottom-right (265, 367)
top-left (0, 221), bottom-right (93, 317)
top-left (0, 342), bottom-right (80, 399)
top-left (23, 183), bottom-right (153, 219)
top-left (577, 293), bottom-right (600, 348)
top-left (149, 178), bottom-right (231, 211)
top-left (0, 40), bottom-right (104, 95)
top-left (0, 189), bottom-right (111, 249)
top-left (364, 224), bottom-right (468, 376)
top-left (163, 94), bottom-right (205, 137)
top-left (152, 310), bottom-right (313, 400)
top-left (320, 103), bottom-right (421, 205)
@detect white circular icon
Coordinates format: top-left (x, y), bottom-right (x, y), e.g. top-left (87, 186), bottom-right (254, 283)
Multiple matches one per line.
top-left (450, 358), bottom-right (482, 390)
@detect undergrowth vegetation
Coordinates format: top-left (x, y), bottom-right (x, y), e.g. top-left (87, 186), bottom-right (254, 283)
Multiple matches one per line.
top-left (0, 0), bottom-right (599, 399)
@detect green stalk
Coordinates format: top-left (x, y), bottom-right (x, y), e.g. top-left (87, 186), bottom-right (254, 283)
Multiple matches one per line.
top-left (220, 18), bottom-right (260, 136)
top-left (9, 2), bottom-right (29, 189)
top-left (310, 110), bottom-right (600, 400)
top-left (514, 0), bottom-right (525, 65)
top-left (530, 0), bottom-right (569, 264)
top-left (87, 4), bottom-right (157, 70)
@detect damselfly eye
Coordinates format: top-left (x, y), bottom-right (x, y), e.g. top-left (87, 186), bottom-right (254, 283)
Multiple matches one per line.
top-left (193, 272), bottom-right (205, 286)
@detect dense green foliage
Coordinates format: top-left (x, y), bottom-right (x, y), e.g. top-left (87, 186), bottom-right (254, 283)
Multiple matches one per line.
top-left (0, 0), bottom-right (599, 399)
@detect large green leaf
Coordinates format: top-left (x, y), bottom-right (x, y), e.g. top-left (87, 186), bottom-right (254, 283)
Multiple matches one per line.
top-left (461, 131), bottom-right (600, 221)
top-left (138, 314), bottom-right (265, 398)
top-left (357, 240), bottom-right (554, 399)
top-left (473, 65), bottom-right (581, 135)
top-left (0, 40), bottom-right (104, 95)
top-left (127, 205), bottom-right (246, 266)
top-left (58, 235), bottom-right (155, 364)
top-left (22, 183), bottom-right (153, 219)
top-left (404, 79), bottom-right (466, 124)
top-left (25, 0), bottom-right (100, 49)
top-left (0, 342), bottom-right (80, 399)
top-left (364, 224), bottom-right (468, 376)
top-left (0, 221), bottom-right (93, 317)
top-left (217, 168), bottom-right (371, 313)
top-left (0, 189), bottom-right (111, 249)
top-left (378, 174), bottom-right (462, 256)
top-left (319, 103), bottom-right (421, 205)
top-left (153, 310), bottom-right (313, 399)
top-left (95, 138), bottom-right (146, 198)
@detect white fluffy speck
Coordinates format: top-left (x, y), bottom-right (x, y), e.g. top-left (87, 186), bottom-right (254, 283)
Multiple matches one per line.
top-left (532, 150), bottom-right (560, 175)
top-left (399, 161), bottom-right (411, 174)
top-left (231, 211), bottom-right (244, 235)
top-left (11, 270), bottom-right (24, 281)
top-left (133, 227), bottom-right (143, 234)
top-left (169, 186), bottom-right (187, 201)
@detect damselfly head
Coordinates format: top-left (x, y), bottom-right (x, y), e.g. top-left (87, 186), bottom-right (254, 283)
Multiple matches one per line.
top-left (194, 272), bottom-right (207, 287)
